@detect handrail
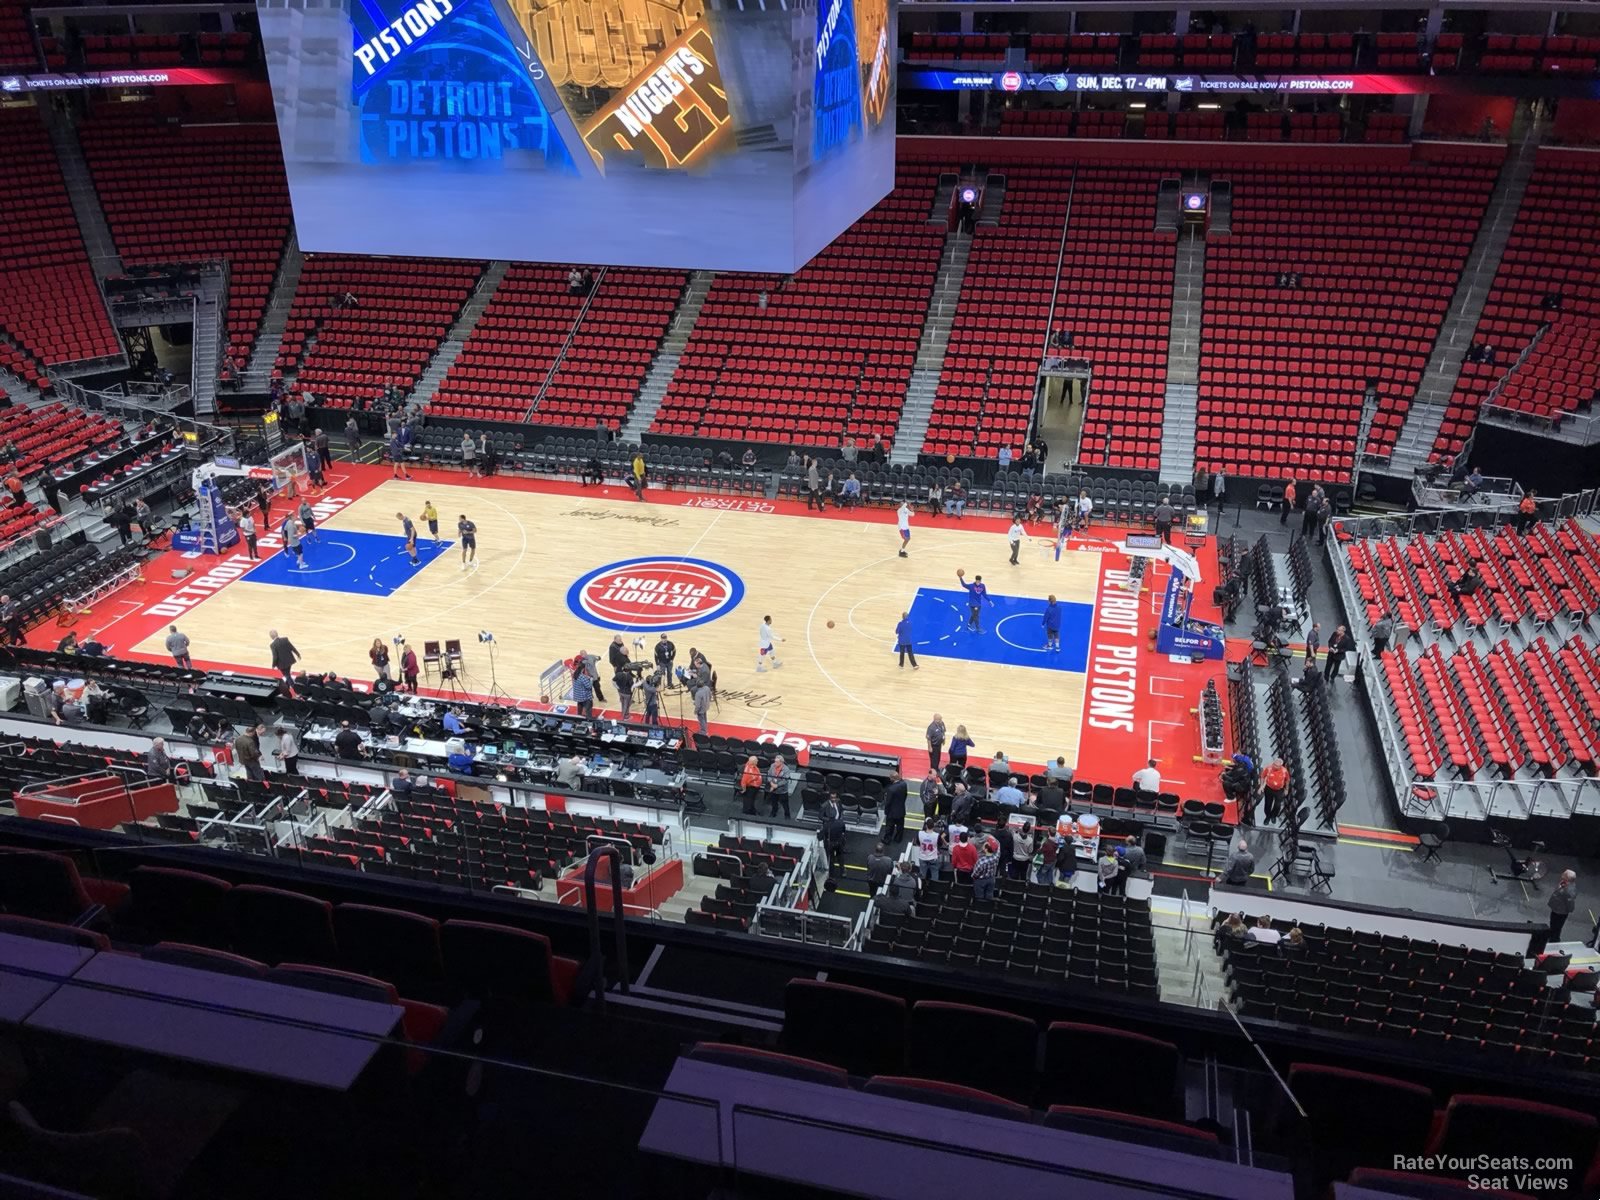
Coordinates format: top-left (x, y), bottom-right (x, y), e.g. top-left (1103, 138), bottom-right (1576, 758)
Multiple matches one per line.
top-left (1033, 165), bottom-right (1078, 452)
top-left (528, 266), bottom-right (608, 420)
top-left (582, 843), bottom-right (631, 1007)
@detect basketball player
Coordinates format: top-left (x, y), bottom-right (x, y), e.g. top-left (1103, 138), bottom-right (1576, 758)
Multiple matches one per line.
top-left (1042, 594), bottom-right (1062, 651)
top-left (956, 570), bottom-right (992, 633)
top-left (896, 501), bottom-right (912, 558)
top-left (421, 500), bottom-right (439, 540)
top-left (457, 514), bottom-right (477, 567)
top-left (397, 512), bottom-right (419, 565)
top-left (756, 616), bottom-right (784, 672)
top-left (298, 498), bottom-right (318, 542)
top-left (285, 519), bottom-right (305, 570)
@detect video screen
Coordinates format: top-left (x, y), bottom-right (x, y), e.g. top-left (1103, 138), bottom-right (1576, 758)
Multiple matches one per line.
top-left (258, 0), bottom-right (895, 272)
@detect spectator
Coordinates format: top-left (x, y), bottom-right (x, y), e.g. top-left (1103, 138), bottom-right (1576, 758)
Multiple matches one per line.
top-left (972, 836), bottom-right (1001, 900)
top-left (925, 714), bottom-right (946, 772)
top-left (1098, 846), bottom-right (1121, 894)
top-left (1222, 839), bottom-right (1256, 886)
top-left (1246, 914), bottom-right (1281, 945)
top-left (1447, 565), bottom-right (1482, 599)
top-left (1036, 834), bottom-right (1061, 888)
top-left (988, 749), bottom-right (1010, 776)
top-left (950, 831), bottom-right (978, 882)
top-left (875, 869), bottom-right (917, 916)
top-left (819, 792), bottom-right (847, 879)
top-left (737, 754), bottom-right (763, 816)
top-left (947, 724), bottom-right (974, 775)
top-left (993, 775), bottom-right (1026, 807)
top-left (881, 768), bottom-right (907, 845)
top-left (865, 843), bottom-right (895, 891)
top-left (1370, 613), bottom-right (1395, 657)
top-left (1132, 758), bottom-right (1161, 792)
top-left (234, 724), bottom-right (265, 782)
top-left (1217, 911), bottom-right (1249, 948)
top-left (1550, 870), bottom-right (1579, 939)
top-left (943, 481), bottom-right (967, 519)
top-left (1282, 926), bottom-right (1305, 952)
top-left (948, 783), bottom-right (975, 829)
top-left (144, 737), bottom-right (175, 782)
top-left (1121, 834), bottom-right (1147, 875)
top-left (1045, 756), bottom-right (1074, 783)
top-left (1517, 490), bottom-right (1539, 534)
top-left (839, 473), bottom-right (861, 508)
top-left (766, 755), bottom-right (791, 819)
top-left (1011, 822), bottom-right (1036, 880)
top-left (915, 819), bottom-right (944, 881)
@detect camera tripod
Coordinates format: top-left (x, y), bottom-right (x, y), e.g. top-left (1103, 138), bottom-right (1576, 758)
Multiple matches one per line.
top-left (1489, 829), bottom-right (1547, 894)
top-left (480, 637), bottom-right (515, 706)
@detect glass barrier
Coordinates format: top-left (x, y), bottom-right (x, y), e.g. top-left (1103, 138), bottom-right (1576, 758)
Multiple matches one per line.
top-left (0, 949), bottom-right (725, 1199)
top-left (726, 1103), bottom-right (1295, 1199)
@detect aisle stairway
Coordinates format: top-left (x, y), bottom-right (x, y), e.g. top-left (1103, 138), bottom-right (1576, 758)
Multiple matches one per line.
top-left (1385, 120), bottom-right (1542, 470)
top-left (242, 228), bottom-right (304, 390)
top-left (890, 234), bottom-right (970, 465)
top-left (1158, 227), bottom-right (1205, 483)
top-left (408, 261), bottom-right (510, 410)
top-left (619, 271), bottom-right (713, 443)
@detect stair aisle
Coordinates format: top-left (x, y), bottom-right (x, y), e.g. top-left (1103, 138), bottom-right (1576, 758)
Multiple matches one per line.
top-left (1385, 121), bottom-right (1542, 469)
top-left (1158, 226), bottom-right (1205, 483)
top-left (40, 105), bottom-right (122, 276)
top-left (408, 262), bottom-right (511, 410)
top-left (619, 271), bottom-right (713, 443)
top-left (890, 234), bottom-right (970, 465)
top-left (241, 228), bottom-right (304, 390)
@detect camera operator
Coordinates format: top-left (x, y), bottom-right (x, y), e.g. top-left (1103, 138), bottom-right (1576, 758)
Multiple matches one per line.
top-left (654, 633), bottom-right (677, 677)
top-left (642, 671), bottom-right (662, 723)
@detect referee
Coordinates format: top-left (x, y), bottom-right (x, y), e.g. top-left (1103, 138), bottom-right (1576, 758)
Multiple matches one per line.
top-left (457, 514), bottom-right (477, 569)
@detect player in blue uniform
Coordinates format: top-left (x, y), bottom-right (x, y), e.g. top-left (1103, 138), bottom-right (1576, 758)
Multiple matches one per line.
top-left (1042, 594), bottom-right (1062, 651)
top-left (956, 569), bottom-right (992, 633)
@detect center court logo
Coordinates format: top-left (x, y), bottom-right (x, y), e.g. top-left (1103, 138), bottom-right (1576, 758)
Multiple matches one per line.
top-left (565, 556), bottom-right (743, 632)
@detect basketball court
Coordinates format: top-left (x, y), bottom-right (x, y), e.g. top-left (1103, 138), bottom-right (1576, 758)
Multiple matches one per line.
top-left (37, 462), bottom-right (1227, 801)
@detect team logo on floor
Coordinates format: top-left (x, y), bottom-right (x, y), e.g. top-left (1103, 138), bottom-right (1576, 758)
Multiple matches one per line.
top-left (566, 557), bottom-right (743, 632)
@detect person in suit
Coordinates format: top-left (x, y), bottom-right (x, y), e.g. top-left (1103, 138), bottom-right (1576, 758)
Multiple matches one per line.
top-left (268, 629), bottom-right (300, 685)
top-left (819, 792), bottom-right (847, 878)
top-left (881, 768), bottom-right (908, 846)
top-left (1324, 625), bottom-right (1355, 679)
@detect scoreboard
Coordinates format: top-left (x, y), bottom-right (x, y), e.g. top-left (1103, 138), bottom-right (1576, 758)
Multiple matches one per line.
top-left (259, 0), bottom-right (895, 272)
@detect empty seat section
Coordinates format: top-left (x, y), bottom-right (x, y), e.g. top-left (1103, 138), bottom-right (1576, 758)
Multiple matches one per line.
top-left (277, 256), bottom-right (482, 410)
top-left (1432, 151), bottom-right (1600, 457)
top-left (78, 105), bottom-right (291, 366)
top-left (650, 159), bottom-right (943, 444)
top-left (0, 107), bottom-right (121, 391)
top-left (1196, 153), bottom-right (1498, 477)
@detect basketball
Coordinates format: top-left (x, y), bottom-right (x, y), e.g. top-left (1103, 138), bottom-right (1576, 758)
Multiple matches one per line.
top-left (956, 568), bottom-right (965, 578)
top-left (826, 620), bottom-right (835, 628)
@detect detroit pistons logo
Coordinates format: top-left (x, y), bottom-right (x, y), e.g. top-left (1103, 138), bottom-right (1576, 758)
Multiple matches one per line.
top-left (565, 556), bottom-right (744, 632)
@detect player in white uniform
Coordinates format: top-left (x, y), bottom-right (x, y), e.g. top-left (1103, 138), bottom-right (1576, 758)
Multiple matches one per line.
top-left (896, 502), bottom-right (912, 558)
top-left (756, 615), bottom-right (784, 672)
